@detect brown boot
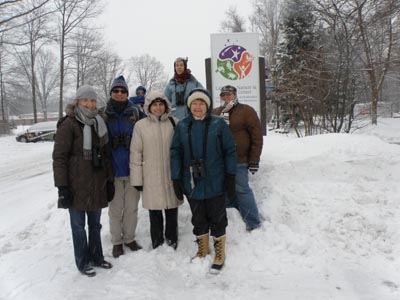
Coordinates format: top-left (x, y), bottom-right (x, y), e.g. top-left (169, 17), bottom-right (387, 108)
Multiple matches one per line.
top-left (125, 240), bottom-right (142, 251)
top-left (112, 244), bottom-right (124, 258)
top-left (192, 233), bottom-right (209, 260)
top-left (210, 235), bottom-right (226, 273)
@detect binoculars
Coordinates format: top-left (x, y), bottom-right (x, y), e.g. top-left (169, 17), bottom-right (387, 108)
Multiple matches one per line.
top-left (112, 134), bottom-right (131, 149)
top-left (191, 159), bottom-right (206, 178)
top-left (176, 91), bottom-right (185, 106)
top-left (92, 146), bottom-right (104, 168)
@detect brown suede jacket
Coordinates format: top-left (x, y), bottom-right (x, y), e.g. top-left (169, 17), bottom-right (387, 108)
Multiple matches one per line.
top-left (213, 103), bottom-right (263, 163)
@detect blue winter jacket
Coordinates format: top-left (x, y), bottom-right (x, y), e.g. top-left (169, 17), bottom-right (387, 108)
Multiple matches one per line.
top-left (129, 95), bottom-right (145, 106)
top-left (170, 103), bottom-right (236, 200)
top-left (164, 75), bottom-right (204, 121)
top-left (129, 96), bottom-right (146, 115)
top-left (103, 101), bottom-right (146, 177)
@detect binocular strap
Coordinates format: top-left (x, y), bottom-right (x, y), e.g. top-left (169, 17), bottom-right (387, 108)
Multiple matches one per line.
top-left (188, 119), bottom-right (210, 186)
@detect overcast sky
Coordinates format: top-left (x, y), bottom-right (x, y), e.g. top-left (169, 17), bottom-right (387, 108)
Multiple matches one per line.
top-left (97, 0), bottom-right (253, 86)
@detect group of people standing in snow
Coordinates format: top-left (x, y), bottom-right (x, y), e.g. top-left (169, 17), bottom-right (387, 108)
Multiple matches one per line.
top-left (52, 56), bottom-right (263, 277)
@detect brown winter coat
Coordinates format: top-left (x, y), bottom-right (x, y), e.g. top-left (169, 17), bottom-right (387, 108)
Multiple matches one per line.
top-left (53, 104), bottom-right (113, 211)
top-left (130, 92), bottom-right (182, 210)
top-left (213, 103), bottom-right (263, 163)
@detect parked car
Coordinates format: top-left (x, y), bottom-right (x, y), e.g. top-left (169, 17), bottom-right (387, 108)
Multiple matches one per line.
top-left (16, 121), bottom-right (57, 143)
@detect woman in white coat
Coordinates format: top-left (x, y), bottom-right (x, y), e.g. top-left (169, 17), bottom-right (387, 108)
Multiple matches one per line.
top-left (130, 91), bottom-right (182, 249)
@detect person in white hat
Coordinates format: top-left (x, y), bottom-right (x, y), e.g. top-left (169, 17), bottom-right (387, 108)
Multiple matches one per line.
top-left (170, 88), bottom-right (237, 273)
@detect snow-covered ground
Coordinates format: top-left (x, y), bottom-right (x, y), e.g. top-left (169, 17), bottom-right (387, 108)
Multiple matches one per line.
top-left (1, 118), bottom-right (399, 300)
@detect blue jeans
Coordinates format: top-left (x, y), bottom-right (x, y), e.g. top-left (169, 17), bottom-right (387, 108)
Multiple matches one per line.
top-left (69, 209), bottom-right (104, 271)
top-left (226, 163), bottom-right (261, 230)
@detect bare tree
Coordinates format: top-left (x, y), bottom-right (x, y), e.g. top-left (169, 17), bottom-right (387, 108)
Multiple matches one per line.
top-left (312, 0), bottom-right (361, 133)
top-left (91, 48), bottom-right (124, 105)
top-left (71, 27), bottom-right (102, 88)
top-left (127, 54), bottom-right (168, 94)
top-left (35, 49), bottom-right (58, 120)
top-left (0, 36), bottom-right (10, 131)
top-left (52, 0), bottom-right (102, 117)
top-left (11, 0), bottom-right (51, 123)
top-left (1, 51), bottom-right (32, 116)
top-left (0, 0), bottom-right (51, 34)
top-left (220, 6), bottom-right (246, 32)
top-left (250, 0), bottom-right (283, 79)
top-left (351, 0), bottom-right (400, 125)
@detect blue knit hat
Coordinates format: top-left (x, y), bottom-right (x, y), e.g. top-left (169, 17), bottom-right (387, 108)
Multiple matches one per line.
top-left (110, 75), bottom-right (129, 95)
top-left (135, 86), bottom-right (146, 96)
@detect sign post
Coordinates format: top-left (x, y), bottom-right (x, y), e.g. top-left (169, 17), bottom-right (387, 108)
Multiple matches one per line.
top-left (206, 33), bottom-right (266, 134)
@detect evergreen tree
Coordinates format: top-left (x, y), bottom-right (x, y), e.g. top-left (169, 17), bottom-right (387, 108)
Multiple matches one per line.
top-left (274, 0), bottom-right (325, 136)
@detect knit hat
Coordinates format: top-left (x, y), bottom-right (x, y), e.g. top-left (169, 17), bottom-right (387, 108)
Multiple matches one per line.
top-left (110, 75), bottom-right (129, 95)
top-left (220, 85), bottom-right (237, 96)
top-left (75, 85), bottom-right (97, 101)
top-left (187, 89), bottom-right (211, 110)
top-left (174, 57), bottom-right (188, 71)
top-left (135, 86), bottom-right (146, 96)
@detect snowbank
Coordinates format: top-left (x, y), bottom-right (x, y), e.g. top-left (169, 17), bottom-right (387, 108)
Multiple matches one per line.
top-left (0, 119), bottom-right (399, 300)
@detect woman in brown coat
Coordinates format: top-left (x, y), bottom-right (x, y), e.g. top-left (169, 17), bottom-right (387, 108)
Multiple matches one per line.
top-left (53, 85), bottom-right (114, 277)
top-left (130, 91), bottom-right (182, 249)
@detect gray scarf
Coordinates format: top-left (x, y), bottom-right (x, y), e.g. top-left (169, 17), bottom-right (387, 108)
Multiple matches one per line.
top-left (74, 105), bottom-right (109, 160)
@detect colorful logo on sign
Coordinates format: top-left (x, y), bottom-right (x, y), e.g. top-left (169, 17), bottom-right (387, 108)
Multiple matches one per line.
top-left (216, 43), bottom-right (254, 81)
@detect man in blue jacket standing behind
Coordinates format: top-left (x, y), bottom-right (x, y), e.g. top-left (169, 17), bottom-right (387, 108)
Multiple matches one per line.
top-left (129, 86), bottom-right (146, 114)
top-left (103, 75), bottom-right (145, 258)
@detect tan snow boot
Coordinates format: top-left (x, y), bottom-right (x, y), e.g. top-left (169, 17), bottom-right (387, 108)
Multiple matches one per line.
top-left (210, 235), bottom-right (226, 273)
top-left (192, 233), bottom-right (209, 260)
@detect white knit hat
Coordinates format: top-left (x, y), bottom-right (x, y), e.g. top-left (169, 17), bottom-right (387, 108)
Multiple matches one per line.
top-left (187, 91), bottom-right (211, 109)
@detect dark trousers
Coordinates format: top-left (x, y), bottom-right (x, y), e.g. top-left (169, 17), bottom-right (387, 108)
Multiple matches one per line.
top-left (188, 195), bottom-right (227, 238)
top-left (149, 208), bottom-right (178, 249)
top-left (68, 209), bottom-right (104, 271)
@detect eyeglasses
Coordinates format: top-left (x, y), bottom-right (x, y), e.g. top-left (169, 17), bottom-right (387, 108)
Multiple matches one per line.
top-left (112, 89), bottom-right (127, 94)
top-left (220, 92), bottom-right (233, 97)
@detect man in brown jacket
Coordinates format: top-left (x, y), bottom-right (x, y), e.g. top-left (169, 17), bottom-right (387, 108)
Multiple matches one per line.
top-left (213, 85), bottom-right (263, 231)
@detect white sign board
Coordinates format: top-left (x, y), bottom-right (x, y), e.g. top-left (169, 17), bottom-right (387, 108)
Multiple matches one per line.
top-left (211, 33), bottom-right (260, 116)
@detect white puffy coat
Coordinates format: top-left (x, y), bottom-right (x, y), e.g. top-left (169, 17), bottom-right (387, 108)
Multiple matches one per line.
top-left (130, 92), bottom-right (182, 210)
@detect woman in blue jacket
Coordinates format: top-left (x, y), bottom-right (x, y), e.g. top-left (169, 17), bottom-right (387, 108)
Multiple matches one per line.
top-left (164, 57), bottom-right (204, 121)
top-left (170, 88), bottom-right (236, 274)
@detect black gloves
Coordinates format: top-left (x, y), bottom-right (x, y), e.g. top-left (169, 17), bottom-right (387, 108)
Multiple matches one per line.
top-left (107, 180), bottom-right (115, 202)
top-left (134, 186), bottom-right (143, 192)
top-left (248, 162), bottom-right (259, 175)
top-left (173, 181), bottom-right (184, 201)
top-left (57, 186), bottom-right (72, 209)
top-left (224, 174), bottom-right (236, 200)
